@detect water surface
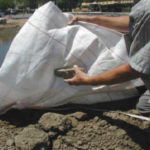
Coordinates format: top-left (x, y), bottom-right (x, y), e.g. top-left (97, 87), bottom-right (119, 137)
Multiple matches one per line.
top-left (0, 27), bottom-right (20, 65)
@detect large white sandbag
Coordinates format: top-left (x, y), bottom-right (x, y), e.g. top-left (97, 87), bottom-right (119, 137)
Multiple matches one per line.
top-left (0, 2), bottom-right (143, 113)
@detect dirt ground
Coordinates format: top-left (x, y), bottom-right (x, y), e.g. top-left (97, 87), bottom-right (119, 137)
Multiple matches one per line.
top-left (0, 18), bottom-right (27, 30)
top-left (0, 99), bottom-right (150, 150)
top-left (0, 19), bottom-right (150, 150)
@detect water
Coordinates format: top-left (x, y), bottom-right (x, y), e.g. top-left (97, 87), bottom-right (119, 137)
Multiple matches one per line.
top-left (0, 27), bottom-right (20, 66)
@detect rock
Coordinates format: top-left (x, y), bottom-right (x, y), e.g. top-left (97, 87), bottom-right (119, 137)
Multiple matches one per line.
top-left (68, 112), bottom-right (88, 121)
top-left (93, 116), bottom-right (99, 122)
top-left (77, 140), bottom-right (82, 145)
top-left (108, 126), bottom-right (117, 131)
top-left (48, 131), bottom-right (57, 138)
top-left (128, 110), bottom-right (140, 115)
top-left (6, 139), bottom-right (15, 146)
top-left (142, 121), bottom-right (150, 129)
top-left (93, 125), bottom-right (99, 130)
top-left (115, 148), bottom-right (121, 150)
top-left (53, 139), bottom-right (61, 149)
top-left (4, 146), bottom-right (16, 150)
top-left (104, 112), bottom-right (119, 119)
top-left (98, 120), bottom-right (107, 127)
top-left (116, 129), bottom-right (126, 138)
top-left (38, 113), bottom-right (72, 132)
top-left (15, 127), bottom-right (49, 150)
top-left (0, 18), bottom-right (6, 24)
top-left (78, 144), bottom-right (89, 150)
top-left (63, 137), bottom-right (74, 144)
top-left (68, 117), bottom-right (78, 127)
top-left (76, 124), bottom-right (85, 131)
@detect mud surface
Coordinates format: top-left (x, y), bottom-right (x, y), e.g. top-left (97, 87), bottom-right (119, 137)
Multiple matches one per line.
top-left (0, 99), bottom-right (150, 150)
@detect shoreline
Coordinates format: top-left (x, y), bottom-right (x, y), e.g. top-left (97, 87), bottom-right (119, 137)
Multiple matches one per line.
top-left (0, 18), bottom-right (27, 41)
top-left (0, 18), bottom-right (27, 30)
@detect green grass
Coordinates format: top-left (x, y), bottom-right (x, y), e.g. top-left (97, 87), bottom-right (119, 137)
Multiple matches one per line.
top-left (0, 27), bottom-right (20, 41)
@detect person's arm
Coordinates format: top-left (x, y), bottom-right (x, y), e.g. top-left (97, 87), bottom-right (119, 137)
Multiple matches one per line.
top-left (64, 64), bottom-right (141, 86)
top-left (69, 15), bottom-right (130, 32)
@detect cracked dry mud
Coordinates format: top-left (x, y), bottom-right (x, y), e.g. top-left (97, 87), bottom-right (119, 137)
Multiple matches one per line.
top-left (0, 101), bottom-right (150, 150)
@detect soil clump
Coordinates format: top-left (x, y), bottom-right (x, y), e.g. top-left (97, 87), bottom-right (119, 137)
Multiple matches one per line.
top-left (0, 102), bottom-right (150, 150)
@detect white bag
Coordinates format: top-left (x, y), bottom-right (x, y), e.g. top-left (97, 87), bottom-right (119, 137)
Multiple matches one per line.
top-left (0, 2), bottom-right (143, 113)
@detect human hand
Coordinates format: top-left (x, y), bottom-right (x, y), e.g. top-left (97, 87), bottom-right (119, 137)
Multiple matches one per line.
top-left (68, 16), bottom-right (78, 25)
top-left (64, 65), bottom-right (89, 85)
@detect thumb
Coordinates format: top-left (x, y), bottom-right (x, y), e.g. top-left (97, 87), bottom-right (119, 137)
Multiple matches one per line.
top-left (68, 20), bottom-right (73, 25)
top-left (68, 18), bottom-right (75, 25)
top-left (73, 65), bottom-right (81, 74)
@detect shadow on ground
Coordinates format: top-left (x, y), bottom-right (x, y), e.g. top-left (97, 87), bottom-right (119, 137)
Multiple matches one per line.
top-left (0, 86), bottom-right (149, 149)
top-left (0, 95), bottom-right (140, 127)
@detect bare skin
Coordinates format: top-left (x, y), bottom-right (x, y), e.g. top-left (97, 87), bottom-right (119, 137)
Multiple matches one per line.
top-left (68, 15), bottom-right (130, 32)
top-left (65, 15), bottom-right (141, 86)
top-left (64, 64), bottom-right (140, 86)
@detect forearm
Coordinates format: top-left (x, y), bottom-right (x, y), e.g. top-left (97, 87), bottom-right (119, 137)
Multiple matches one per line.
top-left (87, 64), bottom-right (140, 85)
top-left (77, 15), bottom-right (130, 32)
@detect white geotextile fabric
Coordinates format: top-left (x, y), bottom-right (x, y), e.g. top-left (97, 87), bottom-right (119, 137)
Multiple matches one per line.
top-left (0, 2), bottom-right (143, 112)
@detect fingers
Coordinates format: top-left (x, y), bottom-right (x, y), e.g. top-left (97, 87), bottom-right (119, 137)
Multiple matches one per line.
top-left (68, 16), bottom-right (78, 25)
top-left (68, 20), bottom-right (74, 25)
top-left (64, 65), bottom-right (86, 85)
top-left (64, 78), bottom-right (79, 85)
top-left (64, 78), bottom-right (73, 83)
top-left (64, 79), bottom-right (71, 84)
top-left (73, 65), bottom-right (81, 74)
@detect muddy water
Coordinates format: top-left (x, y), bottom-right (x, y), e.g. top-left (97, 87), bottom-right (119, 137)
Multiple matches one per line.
top-left (0, 27), bottom-right (20, 65)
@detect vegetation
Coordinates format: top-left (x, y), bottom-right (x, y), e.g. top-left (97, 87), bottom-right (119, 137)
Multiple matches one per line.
top-left (0, 0), bottom-right (136, 11)
top-left (0, 0), bottom-right (14, 10)
top-left (0, 0), bottom-right (80, 11)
